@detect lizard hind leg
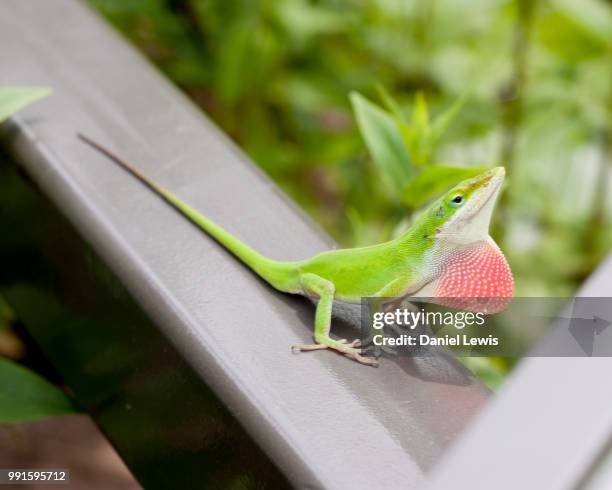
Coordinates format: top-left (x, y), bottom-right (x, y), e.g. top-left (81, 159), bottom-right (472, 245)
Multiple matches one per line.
top-left (291, 273), bottom-right (378, 367)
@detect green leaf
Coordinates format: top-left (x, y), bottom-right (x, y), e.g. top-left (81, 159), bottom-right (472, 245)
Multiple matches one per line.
top-left (0, 358), bottom-right (78, 423)
top-left (458, 357), bottom-right (507, 391)
top-left (402, 165), bottom-right (490, 208)
top-left (406, 92), bottom-right (434, 167)
top-left (350, 91), bottom-right (412, 194)
top-left (411, 92), bottom-right (430, 135)
top-left (538, 11), bottom-right (608, 63)
top-left (549, 0), bottom-right (612, 51)
top-left (277, 0), bottom-right (348, 41)
top-left (0, 87), bottom-right (52, 124)
top-left (431, 94), bottom-right (467, 146)
top-left (214, 22), bottom-right (253, 102)
top-left (376, 84), bottom-right (405, 122)
top-left (376, 86), bottom-right (418, 165)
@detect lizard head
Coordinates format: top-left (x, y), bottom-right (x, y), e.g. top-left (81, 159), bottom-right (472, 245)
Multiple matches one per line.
top-left (413, 167), bottom-right (512, 313)
top-left (425, 166), bottom-right (505, 244)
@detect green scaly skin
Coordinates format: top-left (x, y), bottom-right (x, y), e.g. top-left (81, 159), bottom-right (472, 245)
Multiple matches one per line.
top-left (78, 134), bottom-right (506, 367)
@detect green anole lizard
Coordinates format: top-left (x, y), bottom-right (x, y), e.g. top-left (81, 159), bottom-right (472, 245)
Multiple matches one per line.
top-left (78, 134), bottom-right (513, 367)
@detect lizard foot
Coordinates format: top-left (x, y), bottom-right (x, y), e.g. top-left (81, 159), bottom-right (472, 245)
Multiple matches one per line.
top-left (342, 346), bottom-right (379, 367)
top-left (291, 343), bottom-right (328, 352)
top-left (337, 339), bottom-right (361, 348)
top-left (291, 340), bottom-right (378, 367)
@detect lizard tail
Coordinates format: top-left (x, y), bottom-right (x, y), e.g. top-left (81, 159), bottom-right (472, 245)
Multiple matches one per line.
top-left (77, 134), bottom-right (300, 293)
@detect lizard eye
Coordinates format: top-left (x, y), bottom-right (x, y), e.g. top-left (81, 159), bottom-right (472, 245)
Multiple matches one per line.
top-left (450, 194), bottom-right (464, 207)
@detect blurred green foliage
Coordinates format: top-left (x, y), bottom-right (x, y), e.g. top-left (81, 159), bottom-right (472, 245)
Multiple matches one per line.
top-left (0, 87), bottom-right (79, 422)
top-left (0, 358), bottom-right (79, 422)
top-left (86, 0), bottom-right (612, 387)
top-left (88, 0), bottom-right (612, 300)
top-left (0, 87), bottom-right (51, 124)
top-left (350, 89), bottom-right (489, 208)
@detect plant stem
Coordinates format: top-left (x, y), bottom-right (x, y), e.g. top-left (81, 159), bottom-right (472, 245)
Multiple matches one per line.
top-left (413, 0), bottom-right (434, 52)
top-left (582, 59), bottom-right (612, 276)
top-left (494, 0), bottom-right (537, 242)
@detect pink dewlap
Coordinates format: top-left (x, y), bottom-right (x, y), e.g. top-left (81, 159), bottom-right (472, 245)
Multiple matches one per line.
top-left (434, 241), bottom-right (513, 314)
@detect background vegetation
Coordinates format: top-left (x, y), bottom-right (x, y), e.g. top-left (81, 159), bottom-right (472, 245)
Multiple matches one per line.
top-left (88, 0), bottom-right (612, 299)
top-left (86, 0), bottom-right (612, 387)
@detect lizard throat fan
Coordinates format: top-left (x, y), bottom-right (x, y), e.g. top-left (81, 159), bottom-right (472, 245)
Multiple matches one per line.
top-left (434, 240), bottom-right (513, 314)
top-left (415, 167), bottom-right (513, 313)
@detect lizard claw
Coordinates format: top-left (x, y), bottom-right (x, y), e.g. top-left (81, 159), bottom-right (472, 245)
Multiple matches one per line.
top-left (291, 340), bottom-right (378, 367)
top-left (291, 343), bottom-right (328, 353)
top-left (343, 347), bottom-right (379, 367)
top-left (338, 338), bottom-right (362, 348)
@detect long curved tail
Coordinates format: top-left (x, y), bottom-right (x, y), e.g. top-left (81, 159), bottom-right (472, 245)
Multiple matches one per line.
top-left (78, 134), bottom-right (300, 292)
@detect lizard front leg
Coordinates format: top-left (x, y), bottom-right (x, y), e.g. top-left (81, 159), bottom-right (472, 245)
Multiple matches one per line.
top-left (359, 277), bottom-right (420, 357)
top-left (291, 273), bottom-right (378, 367)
